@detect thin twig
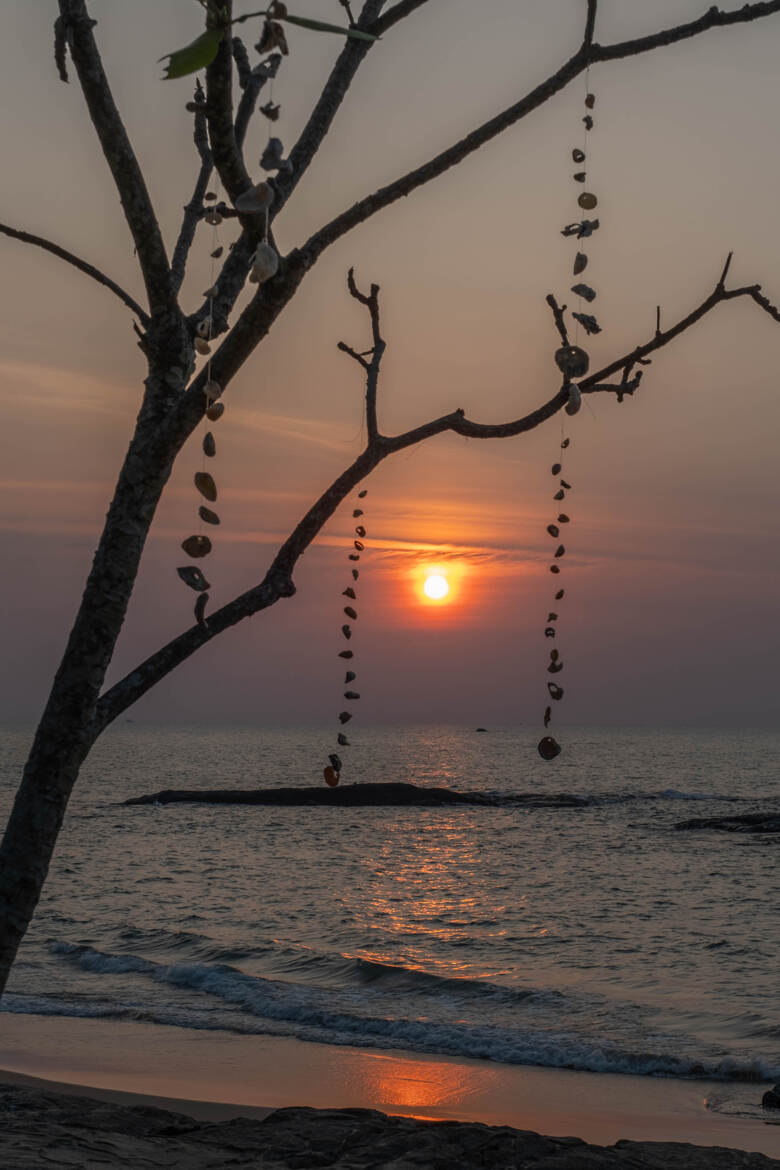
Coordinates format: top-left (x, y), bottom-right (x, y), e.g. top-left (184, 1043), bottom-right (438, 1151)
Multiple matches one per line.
top-left (592, 1), bottom-right (780, 63)
top-left (343, 268), bottom-right (384, 441)
top-left (0, 221), bottom-right (148, 323)
top-left (171, 80), bottom-right (213, 295)
top-left (584, 0), bottom-right (598, 48)
top-left (546, 295), bottom-right (570, 347)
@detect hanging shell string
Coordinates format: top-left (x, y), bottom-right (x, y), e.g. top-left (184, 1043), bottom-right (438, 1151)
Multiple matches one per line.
top-left (538, 68), bottom-right (602, 762)
top-left (324, 488), bottom-right (369, 787)
top-left (178, 181), bottom-right (225, 620)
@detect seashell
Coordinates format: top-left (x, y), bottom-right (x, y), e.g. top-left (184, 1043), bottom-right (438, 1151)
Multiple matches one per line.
top-left (324, 765), bottom-right (339, 787)
top-left (260, 137), bottom-right (285, 171)
top-left (338, 711), bottom-right (352, 724)
top-left (338, 650), bottom-right (354, 659)
top-left (341, 625), bottom-right (352, 639)
top-left (550, 565), bottom-right (561, 574)
top-left (353, 509), bottom-right (364, 518)
top-left (561, 479), bottom-right (572, 490)
top-left (348, 554), bottom-right (360, 562)
top-left (583, 114), bottom-right (593, 130)
top-left (343, 587), bottom-right (356, 600)
top-left (548, 612), bottom-right (558, 622)
top-left (199, 505), bottom-right (220, 525)
top-left (548, 661), bottom-right (564, 674)
top-left (544, 706), bottom-right (552, 728)
top-left (577, 192), bottom-right (597, 211)
top-left (558, 514), bottom-right (570, 524)
top-left (538, 735), bottom-right (562, 761)
top-left (355, 525), bottom-right (366, 538)
top-left (573, 171), bottom-right (586, 182)
top-left (210, 246), bottom-right (224, 259)
top-left (573, 252), bottom-right (588, 275)
top-left (194, 337), bottom-right (211, 355)
top-left (203, 285), bottom-right (218, 299)
top-left (555, 545), bottom-right (565, 558)
top-left (205, 192), bottom-right (217, 202)
top-left (194, 592), bottom-right (209, 624)
top-left (561, 438), bottom-right (571, 449)
top-left (344, 691), bottom-right (360, 701)
top-left (555, 589), bottom-right (565, 600)
top-left (550, 649), bottom-right (560, 662)
top-left (351, 569), bottom-right (359, 580)
top-left (354, 540), bottom-right (365, 552)
top-left (256, 18), bottom-right (289, 55)
top-left (572, 311), bottom-right (601, 335)
top-left (250, 242), bottom-right (279, 284)
top-left (554, 345), bottom-right (589, 378)
top-left (358, 490), bottom-right (368, 498)
top-left (585, 92), bottom-right (595, 109)
top-left (177, 565), bottom-right (210, 592)
top-left (203, 432), bottom-right (216, 458)
top-left (547, 682), bottom-right (564, 700)
top-left (554, 489), bottom-right (565, 501)
top-left (572, 148), bottom-right (585, 163)
top-left (344, 671), bottom-right (356, 684)
top-left (551, 463), bottom-right (562, 475)
top-left (337, 733), bottom-right (350, 746)
top-left (565, 384), bottom-right (582, 416)
top-left (547, 524), bottom-right (559, 538)
top-left (571, 283), bottom-right (596, 302)
top-left (204, 210), bottom-right (222, 226)
top-left (261, 100), bottom-right (280, 121)
top-left (197, 319), bottom-right (211, 339)
top-left (234, 181), bottom-right (273, 214)
top-left (206, 402), bottom-right (225, 422)
top-left (194, 471), bottom-right (217, 501)
top-left (545, 627), bottom-right (556, 638)
top-left (344, 606), bottom-right (358, 620)
top-left (204, 379), bottom-right (222, 402)
top-left (329, 753), bottom-right (342, 772)
top-left (181, 534), bottom-right (212, 558)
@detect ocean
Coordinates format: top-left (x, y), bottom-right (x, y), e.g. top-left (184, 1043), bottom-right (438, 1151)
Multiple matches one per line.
top-left (0, 723), bottom-right (778, 1109)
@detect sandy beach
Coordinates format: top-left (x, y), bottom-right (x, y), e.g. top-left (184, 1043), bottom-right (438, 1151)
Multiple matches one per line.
top-left (1, 1012), bottom-right (778, 1165)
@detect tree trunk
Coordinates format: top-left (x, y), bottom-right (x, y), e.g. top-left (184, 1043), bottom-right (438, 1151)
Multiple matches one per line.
top-left (0, 373), bottom-right (181, 996)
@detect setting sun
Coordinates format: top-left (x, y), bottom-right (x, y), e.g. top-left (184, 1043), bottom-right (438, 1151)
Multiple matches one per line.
top-left (423, 574), bottom-right (450, 601)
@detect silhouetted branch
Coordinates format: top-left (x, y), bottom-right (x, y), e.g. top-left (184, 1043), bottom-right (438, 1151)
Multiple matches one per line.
top-left (171, 80), bottom-right (213, 295)
top-left (0, 221), bottom-right (148, 324)
top-left (546, 295), bottom-right (571, 348)
top-left (53, 15), bottom-right (68, 82)
top-left (205, 3), bottom-right (252, 204)
top-left (58, 0), bottom-right (174, 317)
top-left (339, 268), bottom-right (385, 441)
top-left (584, 0), bottom-right (598, 48)
top-left (592, 1), bottom-right (780, 64)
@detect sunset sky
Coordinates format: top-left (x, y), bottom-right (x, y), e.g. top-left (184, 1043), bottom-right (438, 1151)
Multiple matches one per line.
top-left (2, 0), bottom-right (779, 727)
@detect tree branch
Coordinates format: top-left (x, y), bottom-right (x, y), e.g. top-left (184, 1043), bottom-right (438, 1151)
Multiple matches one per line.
top-left (205, 3), bottom-right (252, 205)
top-left (584, 0), bottom-right (598, 48)
top-left (171, 81), bottom-right (213, 296)
top-left (58, 0), bottom-right (174, 318)
top-left (273, 1), bottom-right (384, 211)
top-left (300, 2), bottom-right (780, 263)
top-left (0, 221), bottom-right (148, 324)
top-left (591, 1), bottom-right (780, 63)
top-left (96, 259), bottom-right (780, 733)
top-left (340, 268), bottom-right (384, 441)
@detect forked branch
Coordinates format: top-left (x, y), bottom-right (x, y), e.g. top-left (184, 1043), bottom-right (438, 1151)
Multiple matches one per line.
top-left (337, 269), bottom-right (385, 441)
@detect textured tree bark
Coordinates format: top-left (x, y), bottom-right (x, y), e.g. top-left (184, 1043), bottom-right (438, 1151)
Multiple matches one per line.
top-left (0, 367), bottom-right (182, 994)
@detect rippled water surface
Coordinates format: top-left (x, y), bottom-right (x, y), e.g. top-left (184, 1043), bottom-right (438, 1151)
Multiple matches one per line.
top-left (0, 724), bottom-right (778, 1086)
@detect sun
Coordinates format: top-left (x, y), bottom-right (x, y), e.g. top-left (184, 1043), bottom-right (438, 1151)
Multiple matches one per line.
top-left (423, 574), bottom-right (450, 601)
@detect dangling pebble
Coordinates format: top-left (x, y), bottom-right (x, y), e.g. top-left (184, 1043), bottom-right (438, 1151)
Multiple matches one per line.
top-left (554, 345), bottom-right (589, 378)
top-left (573, 252), bottom-right (588, 275)
top-left (177, 565), bottom-right (210, 592)
top-left (181, 534), bottom-right (212, 558)
top-left (578, 192), bottom-right (597, 210)
top-left (538, 735), bottom-right (561, 761)
top-left (547, 524), bottom-right (560, 538)
top-left (199, 505), bottom-right (220, 525)
top-left (194, 472), bottom-right (217, 501)
top-left (234, 181), bottom-right (273, 214)
top-left (195, 337), bottom-right (211, 355)
top-left (248, 241), bottom-right (279, 284)
top-left (343, 587), bottom-right (356, 600)
top-left (565, 384), bottom-right (582, 416)
top-left (206, 402), bottom-right (225, 422)
top-left (341, 625), bottom-right (352, 640)
top-left (548, 682), bottom-right (564, 700)
top-left (571, 283), bottom-right (596, 302)
top-left (344, 606), bottom-right (358, 620)
top-left (324, 765), bottom-right (339, 787)
top-left (194, 592), bottom-right (209, 624)
top-left (338, 711), bottom-right (352, 724)
top-left (203, 432), bottom-right (216, 457)
top-left (572, 148), bottom-right (585, 163)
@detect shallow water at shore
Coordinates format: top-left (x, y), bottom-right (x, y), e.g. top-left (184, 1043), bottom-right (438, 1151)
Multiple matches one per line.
top-left (0, 723), bottom-right (778, 1093)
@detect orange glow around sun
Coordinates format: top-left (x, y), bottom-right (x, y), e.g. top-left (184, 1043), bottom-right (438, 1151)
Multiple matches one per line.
top-left (413, 562), bottom-right (465, 607)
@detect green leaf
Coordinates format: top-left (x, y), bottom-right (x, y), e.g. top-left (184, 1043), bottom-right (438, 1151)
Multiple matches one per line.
top-left (281, 13), bottom-right (378, 41)
top-left (160, 28), bottom-right (223, 79)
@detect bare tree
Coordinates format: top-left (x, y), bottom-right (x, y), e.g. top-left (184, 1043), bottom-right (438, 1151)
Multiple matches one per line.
top-left (1, 0), bottom-right (780, 997)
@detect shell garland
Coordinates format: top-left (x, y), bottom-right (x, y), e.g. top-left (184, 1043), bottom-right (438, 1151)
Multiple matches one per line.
top-left (538, 76), bottom-right (605, 762)
top-left (324, 487), bottom-right (370, 786)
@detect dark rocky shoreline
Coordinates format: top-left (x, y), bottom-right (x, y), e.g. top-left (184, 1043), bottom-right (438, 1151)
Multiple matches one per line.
top-left (1, 1085), bottom-right (778, 1169)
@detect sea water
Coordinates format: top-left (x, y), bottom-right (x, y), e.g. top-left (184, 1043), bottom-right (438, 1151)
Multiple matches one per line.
top-left (0, 724), bottom-right (777, 1098)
